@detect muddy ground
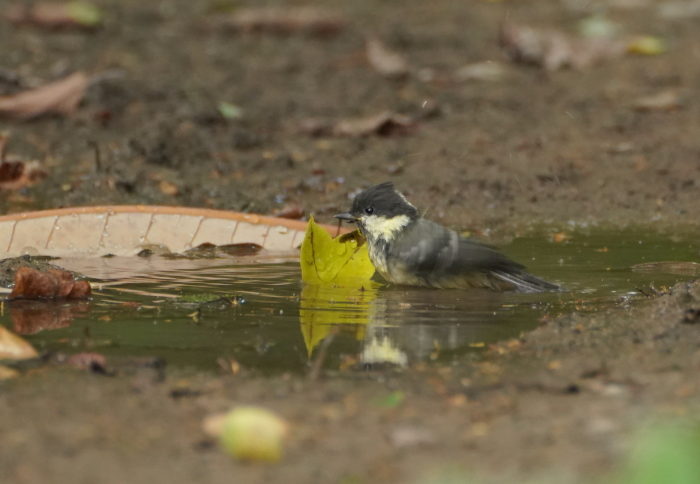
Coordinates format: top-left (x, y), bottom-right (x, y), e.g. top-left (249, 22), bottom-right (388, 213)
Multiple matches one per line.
top-left (2, 0), bottom-right (700, 482)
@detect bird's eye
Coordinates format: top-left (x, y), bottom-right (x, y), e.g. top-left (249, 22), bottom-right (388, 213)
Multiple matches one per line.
top-left (364, 206), bottom-right (374, 215)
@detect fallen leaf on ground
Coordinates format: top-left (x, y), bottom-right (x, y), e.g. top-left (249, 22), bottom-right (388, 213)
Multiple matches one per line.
top-left (454, 61), bottom-right (509, 82)
top-left (366, 37), bottom-right (410, 79)
top-left (300, 217), bottom-right (375, 285)
top-left (389, 425), bottom-right (436, 449)
top-left (11, 300), bottom-right (87, 334)
top-left (10, 267), bottom-right (92, 300)
top-left (0, 134), bottom-right (47, 189)
top-left (158, 180), bottom-right (179, 196)
top-left (627, 35), bottom-right (666, 55)
top-left (500, 22), bottom-right (626, 70)
top-left (272, 203), bottom-right (304, 220)
top-left (301, 111), bottom-right (416, 137)
top-left (0, 72), bottom-right (89, 120)
top-left (6, 2), bottom-right (102, 30)
top-left (632, 90), bottom-right (681, 111)
top-left (0, 326), bottom-right (38, 360)
top-left (204, 407), bottom-right (289, 462)
top-left (0, 160), bottom-right (46, 190)
top-left (223, 7), bottom-right (345, 36)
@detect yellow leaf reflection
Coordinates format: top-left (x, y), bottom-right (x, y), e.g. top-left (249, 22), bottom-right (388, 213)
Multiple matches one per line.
top-left (299, 283), bottom-right (379, 356)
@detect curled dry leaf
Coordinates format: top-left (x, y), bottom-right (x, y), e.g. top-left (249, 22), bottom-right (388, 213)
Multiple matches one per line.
top-left (500, 22), bottom-right (625, 71)
top-left (632, 90), bottom-right (682, 111)
top-left (6, 1), bottom-right (102, 30)
top-left (224, 7), bottom-right (345, 36)
top-left (0, 133), bottom-right (48, 190)
top-left (301, 111), bottom-right (416, 138)
top-left (272, 203), bottom-right (305, 220)
top-left (10, 267), bottom-right (92, 300)
top-left (0, 326), bottom-right (38, 361)
top-left (0, 72), bottom-right (89, 120)
top-left (366, 37), bottom-right (410, 79)
top-left (0, 160), bottom-right (47, 190)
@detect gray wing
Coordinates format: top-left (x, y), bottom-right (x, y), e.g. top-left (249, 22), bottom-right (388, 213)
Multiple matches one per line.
top-left (388, 220), bottom-right (558, 292)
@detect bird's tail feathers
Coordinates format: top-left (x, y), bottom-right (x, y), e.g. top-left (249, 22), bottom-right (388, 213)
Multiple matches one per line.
top-left (492, 270), bottom-right (561, 293)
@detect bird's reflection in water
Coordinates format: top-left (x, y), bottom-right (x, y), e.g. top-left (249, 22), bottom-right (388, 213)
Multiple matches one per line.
top-left (299, 283), bottom-right (527, 369)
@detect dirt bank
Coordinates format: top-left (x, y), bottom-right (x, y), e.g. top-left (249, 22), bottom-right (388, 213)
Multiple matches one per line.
top-left (0, 0), bottom-right (698, 233)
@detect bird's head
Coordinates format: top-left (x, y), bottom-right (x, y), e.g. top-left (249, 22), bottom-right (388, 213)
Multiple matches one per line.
top-left (335, 182), bottom-right (418, 242)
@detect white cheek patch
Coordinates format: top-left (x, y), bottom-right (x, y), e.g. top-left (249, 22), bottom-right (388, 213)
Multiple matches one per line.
top-left (361, 215), bottom-right (411, 240)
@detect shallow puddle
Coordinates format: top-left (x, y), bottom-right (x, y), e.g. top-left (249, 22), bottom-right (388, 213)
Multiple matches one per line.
top-left (4, 228), bottom-right (699, 373)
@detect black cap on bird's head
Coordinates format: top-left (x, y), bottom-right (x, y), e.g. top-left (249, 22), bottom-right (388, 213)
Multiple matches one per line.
top-left (335, 182), bottom-right (418, 223)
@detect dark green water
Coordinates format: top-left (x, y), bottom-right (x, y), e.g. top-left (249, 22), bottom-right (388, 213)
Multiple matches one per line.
top-left (3, 229), bottom-right (699, 373)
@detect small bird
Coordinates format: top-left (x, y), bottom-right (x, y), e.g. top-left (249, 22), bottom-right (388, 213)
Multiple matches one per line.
top-left (335, 182), bottom-right (559, 292)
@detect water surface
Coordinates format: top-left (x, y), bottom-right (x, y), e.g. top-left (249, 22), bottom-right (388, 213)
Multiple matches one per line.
top-left (4, 229), bottom-right (698, 373)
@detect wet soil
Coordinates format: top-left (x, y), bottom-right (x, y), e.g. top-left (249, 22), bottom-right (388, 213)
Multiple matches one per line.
top-left (2, 0), bottom-right (700, 482)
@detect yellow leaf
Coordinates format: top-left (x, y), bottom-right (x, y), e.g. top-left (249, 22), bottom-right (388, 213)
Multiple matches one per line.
top-left (300, 216), bottom-right (375, 285)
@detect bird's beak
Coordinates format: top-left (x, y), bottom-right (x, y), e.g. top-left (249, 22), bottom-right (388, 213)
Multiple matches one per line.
top-left (334, 212), bottom-right (358, 223)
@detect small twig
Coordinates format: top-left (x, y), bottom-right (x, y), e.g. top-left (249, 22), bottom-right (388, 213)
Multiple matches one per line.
top-left (308, 328), bottom-right (338, 380)
top-left (335, 218), bottom-right (343, 237)
top-left (0, 132), bottom-right (8, 163)
top-left (88, 140), bottom-right (101, 173)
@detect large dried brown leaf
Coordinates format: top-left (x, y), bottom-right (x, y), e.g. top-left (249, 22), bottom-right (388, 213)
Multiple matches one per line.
top-left (366, 37), bottom-right (410, 79)
top-left (10, 267), bottom-right (92, 300)
top-left (0, 72), bottom-right (89, 120)
top-left (500, 22), bottom-right (625, 71)
top-left (0, 326), bottom-right (38, 360)
top-left (301, 111), bottom-right (416, 137)
top-left (225, 7), bottom-right (345, 36)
